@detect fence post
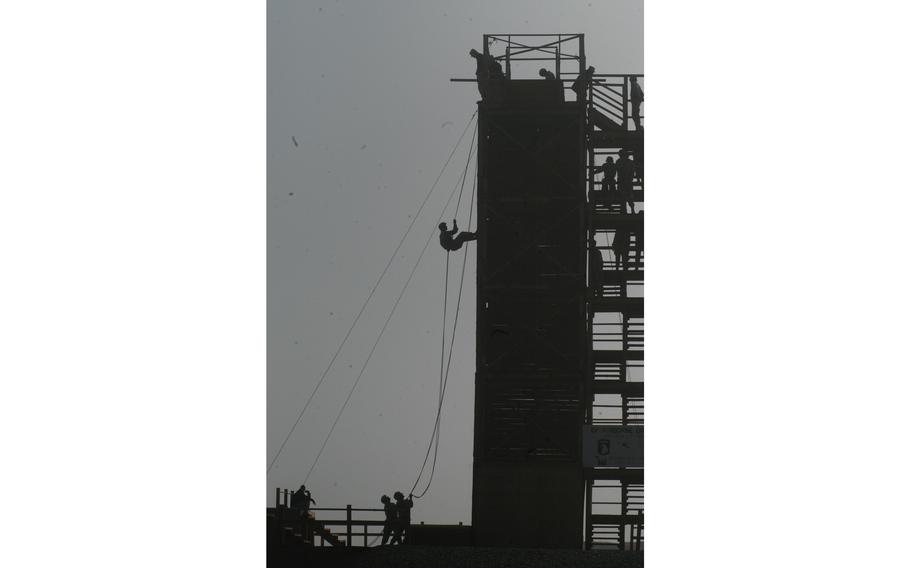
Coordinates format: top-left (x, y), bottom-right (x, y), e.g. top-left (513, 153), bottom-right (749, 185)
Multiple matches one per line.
top-left (346, 504), bottom-right (353, 547)
top-left (637, 514), bottom-right (643, 550)
top-left (364, 523), bottom-right (369, 547)
top-left (274, 487), bottom-right (282, 544)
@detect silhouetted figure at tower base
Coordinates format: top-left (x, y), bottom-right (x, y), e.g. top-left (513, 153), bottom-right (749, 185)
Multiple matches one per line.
top-left (390, 491), bottom-right (414, 545)
top-left (439, 220), bottom-right (477, 251)
top-left (380, 494), bottom-right (396, 545)
top-left (290, 484), bottom-right (316, 516)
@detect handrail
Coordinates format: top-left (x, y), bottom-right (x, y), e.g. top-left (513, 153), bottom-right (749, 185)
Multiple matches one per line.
top-left (308, 507), bottom-right (382, 513)
top-left (273, 491), bottom-right (404, 549)
top-left (586, 73), bottom-right (644, 132)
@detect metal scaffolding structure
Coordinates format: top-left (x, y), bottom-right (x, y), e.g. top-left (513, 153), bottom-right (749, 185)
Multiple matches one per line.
top-left (469, 33), bottom-right (644, 550)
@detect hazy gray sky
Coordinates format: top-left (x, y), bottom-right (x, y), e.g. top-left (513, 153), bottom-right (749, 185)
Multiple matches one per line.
top-left (268, 0), bottom-right (643, 524)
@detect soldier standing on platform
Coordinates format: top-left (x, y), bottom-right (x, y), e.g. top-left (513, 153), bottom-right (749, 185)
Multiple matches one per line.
top-left (612, 227), bottom-right (630, 271)
top-left (390, 491), bottom-right (414, 545)
top-left (616, 151), bottom-right (636, 214)
top-left (589, 239), bottom-right (605, 294)
top-left (630, 76), bottom-right (644, 131)
top-left (470, 48), bottom-right (504, 102)
top-left (380, 495), bottom-right (396, 545)
top-left (600, 156), bottom-right (617, 193)
top-left (572, 65), bottom-right (596, 103)
top-left (539, 68), bottom-right (558, 81)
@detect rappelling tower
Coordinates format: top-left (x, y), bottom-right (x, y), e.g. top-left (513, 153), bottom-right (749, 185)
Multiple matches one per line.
top-left (471, 34), bottom-right (644, 550)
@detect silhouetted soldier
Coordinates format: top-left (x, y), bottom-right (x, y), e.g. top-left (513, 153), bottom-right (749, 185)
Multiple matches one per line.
top-left (539, 68), bottom-right (558, 81)
top-left (380, 494), bottom-right (396, 546)
top-left (631, 213), bottom-right (644, 271)
top-left (291, 484), bottom-right (316, 516)
top-left (599, 156), bottom-right (617, 193)
top-left (390, 491), bottom-right (414, 545)
top-left (439, 220), bottom-right (477, 251)
top-left (630, 76), bottom-right (644, 130)
top-left (612, 227), bottom-right (630, 270)
top-left (589, 239), bottom-right (605, 295)
top-left (616, 152), bottom-right (636, 214)
top-left (633, 143), bottom-right (644, 184)
top-left (470, 49), bottom-right (504, 102)
top-left (572, 66), bottom-right (596, 103)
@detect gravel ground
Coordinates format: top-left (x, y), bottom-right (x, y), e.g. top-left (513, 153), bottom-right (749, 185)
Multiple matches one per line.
top-left (334, 546), bottom-right (644, 568)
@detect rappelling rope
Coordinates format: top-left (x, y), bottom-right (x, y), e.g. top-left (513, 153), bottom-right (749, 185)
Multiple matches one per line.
top-left (408, 125), bottom-right (477, 496)
top-left (411, 151), bottom-right (478, 499)
top-left (303, 129), bottom-right (479, 484)
top-left (267, 111), bottom-right (477, 474)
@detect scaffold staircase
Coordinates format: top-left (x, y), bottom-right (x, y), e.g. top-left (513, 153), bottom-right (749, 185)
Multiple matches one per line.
top-left (584, 73), bottom-right (644, 551)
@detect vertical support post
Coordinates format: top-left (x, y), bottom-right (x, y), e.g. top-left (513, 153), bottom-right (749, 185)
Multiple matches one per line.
top-left (584, 478), bottom-right (593, 550)
top-left (555, 36), bottom-right (561, 79)
top-left (346, 504), bottom-right (353, 547)
top-left (275, 487), bottom-right (282, 545)
top-left (637, 514), bottom-right (643, 550)
top-left (364, 523), bottom-right (368, 547)
top-left (620, 480), bottom-right (628, 551)
top-left (578, 34), bottom-right (586, 80)
top-left (505, 35), bottom-right (511, 79)
top-left (622, 77), bottom-right (629, 130)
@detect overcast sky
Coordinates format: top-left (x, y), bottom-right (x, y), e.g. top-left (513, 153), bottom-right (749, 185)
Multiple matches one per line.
top-left (268, 0), bottom-right (643, 524)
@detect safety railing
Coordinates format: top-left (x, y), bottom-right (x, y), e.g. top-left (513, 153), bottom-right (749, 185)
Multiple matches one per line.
top-left (271, 488), bottom-right (390, 548)
top-left (591, 319), bottom-right (644, 351)
top-left (483, 33), bottom-right (586, 82)
top-left (588, 480), bottom-right (644, 550)
top-left (587, 74), bottom-right (644, 131)
top-left (589, 241), bottom-right (645, 275)
top-left (307, 506), bottom-right (386, 547)
top-left (591, 395), bottom-right (644, 426)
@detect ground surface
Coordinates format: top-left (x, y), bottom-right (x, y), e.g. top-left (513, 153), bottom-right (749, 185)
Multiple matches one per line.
top-left (298, 546), bottom-right (644, 568)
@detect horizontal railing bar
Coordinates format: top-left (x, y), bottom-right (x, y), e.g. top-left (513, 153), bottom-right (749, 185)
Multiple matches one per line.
top-left (308, 507), bottom-right (385, 513)
top-left (593, 95), bottom-right (625, 114)
top-left (487, 33), bottom-right (584, 37)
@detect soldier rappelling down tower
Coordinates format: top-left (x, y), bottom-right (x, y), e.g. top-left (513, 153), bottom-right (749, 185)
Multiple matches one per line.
top-left (438, 220), bottom-right (477, 251)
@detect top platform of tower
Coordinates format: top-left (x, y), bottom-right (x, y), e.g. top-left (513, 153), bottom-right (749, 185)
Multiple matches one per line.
top-left (451, 34), bottom-right (644, 135)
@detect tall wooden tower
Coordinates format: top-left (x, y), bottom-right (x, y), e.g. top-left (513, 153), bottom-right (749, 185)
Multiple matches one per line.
top-left (468, 34), bottom-right (644, 550)
top-left (472, 34), bottom-right (588, 548)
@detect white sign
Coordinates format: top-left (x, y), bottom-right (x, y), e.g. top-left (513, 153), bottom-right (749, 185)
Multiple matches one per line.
top-left (583, 425), bottom-right (643, 468)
